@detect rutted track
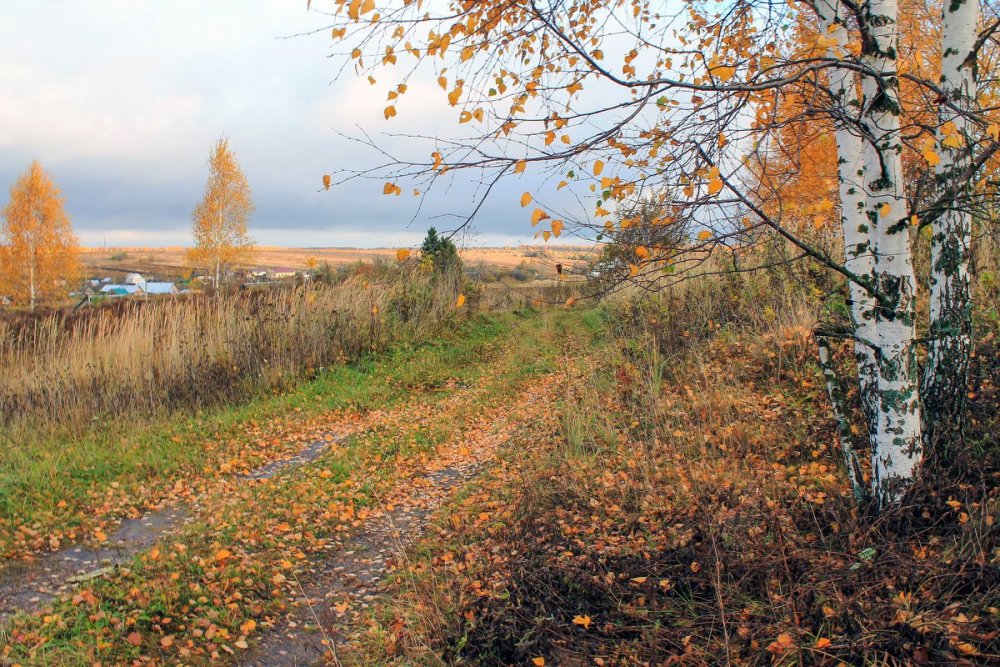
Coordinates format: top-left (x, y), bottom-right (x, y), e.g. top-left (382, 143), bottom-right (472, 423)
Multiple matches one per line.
top-left (0, 429), bottom-right (350, 625)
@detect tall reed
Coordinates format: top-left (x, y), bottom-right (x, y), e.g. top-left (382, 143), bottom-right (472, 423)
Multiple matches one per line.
top-left (0, 271), bottom-right (465, 432)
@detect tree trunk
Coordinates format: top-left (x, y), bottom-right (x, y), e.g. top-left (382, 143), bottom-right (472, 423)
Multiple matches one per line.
top-left (29, 250), bottom-right (36, 312)
top-left (860, 0), bottom-right (923, 506)
top-left (815, 0), bottom-right (882, 475)
top-left (921, 0), bottom-right (979, 461)
top-left (816, 334), bottom-right (867, 501)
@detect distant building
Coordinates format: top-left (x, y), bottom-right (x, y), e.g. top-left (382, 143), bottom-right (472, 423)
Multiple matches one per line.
top-left (269, 268), bottom-right (298, 279)
top-left (141, 282), bottom-right (178, 296)
top-left (100, 284), bottom-right (141, 297)
top-left (124, 272), bottom-right (145, 285)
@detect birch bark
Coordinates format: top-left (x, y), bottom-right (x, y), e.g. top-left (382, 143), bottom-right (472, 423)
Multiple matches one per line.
top-left (922, 0), bottom-right (980, 457)
top-left (859, 0), bottom-right (923, 505)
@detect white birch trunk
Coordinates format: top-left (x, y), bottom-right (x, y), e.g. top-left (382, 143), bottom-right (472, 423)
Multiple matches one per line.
top-left (815, 0), bottom-right (881, 487)
top-left (817, 334), bottom-right (866, 501)
top-left (922, 0), bottom-right (980, 453)
top-left (859, 0), bottom-right (923, 506)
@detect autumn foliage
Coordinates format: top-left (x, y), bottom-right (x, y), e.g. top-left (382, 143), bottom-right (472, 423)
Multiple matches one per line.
top-left (188, 138), bottom-right (256, 287)
top-left (0, 161), bottom-right (80, 310)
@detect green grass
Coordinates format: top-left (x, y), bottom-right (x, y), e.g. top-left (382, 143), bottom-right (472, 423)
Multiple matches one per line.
top-left (2, 308), bottom-right (596, 665)
top-left (0, 312), bottom-right (524, 558)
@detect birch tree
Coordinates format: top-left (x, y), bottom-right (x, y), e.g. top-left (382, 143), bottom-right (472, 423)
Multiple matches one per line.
top-left (320, 0), bottom-right (999, 508)
top-left (0, 161), bottom-right (81, 311)
top-left (189, 138), bottom-right (256, 289)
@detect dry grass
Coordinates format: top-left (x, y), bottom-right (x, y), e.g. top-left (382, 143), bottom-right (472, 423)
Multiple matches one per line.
top-left (0, 268), bottom-right (476, 432)
top-left (353, 271), bottom-right (1000, 666)
top-left (79, 244), bottom-right (596, 281)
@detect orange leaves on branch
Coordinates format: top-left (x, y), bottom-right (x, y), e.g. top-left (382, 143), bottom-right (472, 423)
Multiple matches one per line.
top-left (707, 178), bottom-right (724, 195)
top-left (456, 293), bottom-right (466, 308)
top-left (520, 192), bottom-right (533, 207)
top-left (531, 208), bottom-right (550, 226)
top-left (551, 219), bottom-right (564, 237)
top-left (593, 160), bottom-right (605, 176)
top-left (432, 151), bottom-right (443, 170)
top-left (347, 0), bottom-right (376, 21)
top-left (383, 182), bottom-right (402, 196)
top-left (635, 245), bottom-right (650, 259)
top-left (710, 64), bottom-right (736, 81)
top-left (447, 84), bottom-right (463, 106)
top-left (322, 174), bottom-right (332, 190)
top-left (698, 230), bottom-right (713, 242)
top-left (514, 160), bottom-right (527, 174)
top-left (396, 248), bottom-right (411, 262)
top-left (384, 105), bottom-right (397, 119)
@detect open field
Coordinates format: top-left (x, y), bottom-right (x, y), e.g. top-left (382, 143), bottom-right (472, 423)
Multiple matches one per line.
top-left (79, 245), bottom-right (599, 282)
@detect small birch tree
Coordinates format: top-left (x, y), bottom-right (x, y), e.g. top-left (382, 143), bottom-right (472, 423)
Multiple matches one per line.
top-left (189, 138), bottom-right (255, 288)
top-left (0, 161), bottom-right (81, 311)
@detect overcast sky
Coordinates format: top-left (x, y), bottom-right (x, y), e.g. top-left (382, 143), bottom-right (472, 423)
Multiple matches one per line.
top-left (0, 1), bottom-right (555, 248)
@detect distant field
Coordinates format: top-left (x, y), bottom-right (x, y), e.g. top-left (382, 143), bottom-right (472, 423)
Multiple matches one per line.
top-left (80, 244), bottom-right (599, 281)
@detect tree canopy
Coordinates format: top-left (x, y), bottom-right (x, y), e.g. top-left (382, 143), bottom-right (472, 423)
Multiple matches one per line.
top-left (189, 138), bottom-right (256, 288)
top-left (322, 0), bottom-right (1000, 508)
top-left (0, 161), bottom-right (80, 311)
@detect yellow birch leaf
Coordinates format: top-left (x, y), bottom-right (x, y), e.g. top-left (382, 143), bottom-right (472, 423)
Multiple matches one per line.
top-left (520, 192), bottom-right (532, 207)
top-left (629, 263), bottom-right (639, 276)
top-left (708, 178), bottom-right (724, 195)
top-left (941, 133), bottom-right (964, 149)
top-left (593, 160), bottom-right (605, 176)
top-left (551, 219), bottom-right (563, 237)
top-left (514, 160), bottom-right (527, 174)
top-left (384, 105), bottom-right (397, 119)
top-left (698, 230), bottom-right (712, 241)
top-left (531, 208), bottom-right (549, 225)
top-left (322, 174), bottom-right (331, 190)
top-left (635, 245), bottom-right (650, 259)
top-left (456, 293), bottom-right (466, 308)
top-left (396, 248), bottom-right (411, 262)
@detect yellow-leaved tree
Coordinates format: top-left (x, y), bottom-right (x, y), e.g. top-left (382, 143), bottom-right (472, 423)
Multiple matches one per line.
top-left (188, 138), bottom-right (255, 288)
top-left (0, 161), bottom-right (81, 311)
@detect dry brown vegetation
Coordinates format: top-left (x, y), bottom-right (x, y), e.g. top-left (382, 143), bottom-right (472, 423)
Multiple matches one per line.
top-left (0, 267), bottom-right (478, 432)
top-left (78, 244), bottom-right (595, 282)
top-left (353, 271), bottom-right (1000, 666)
